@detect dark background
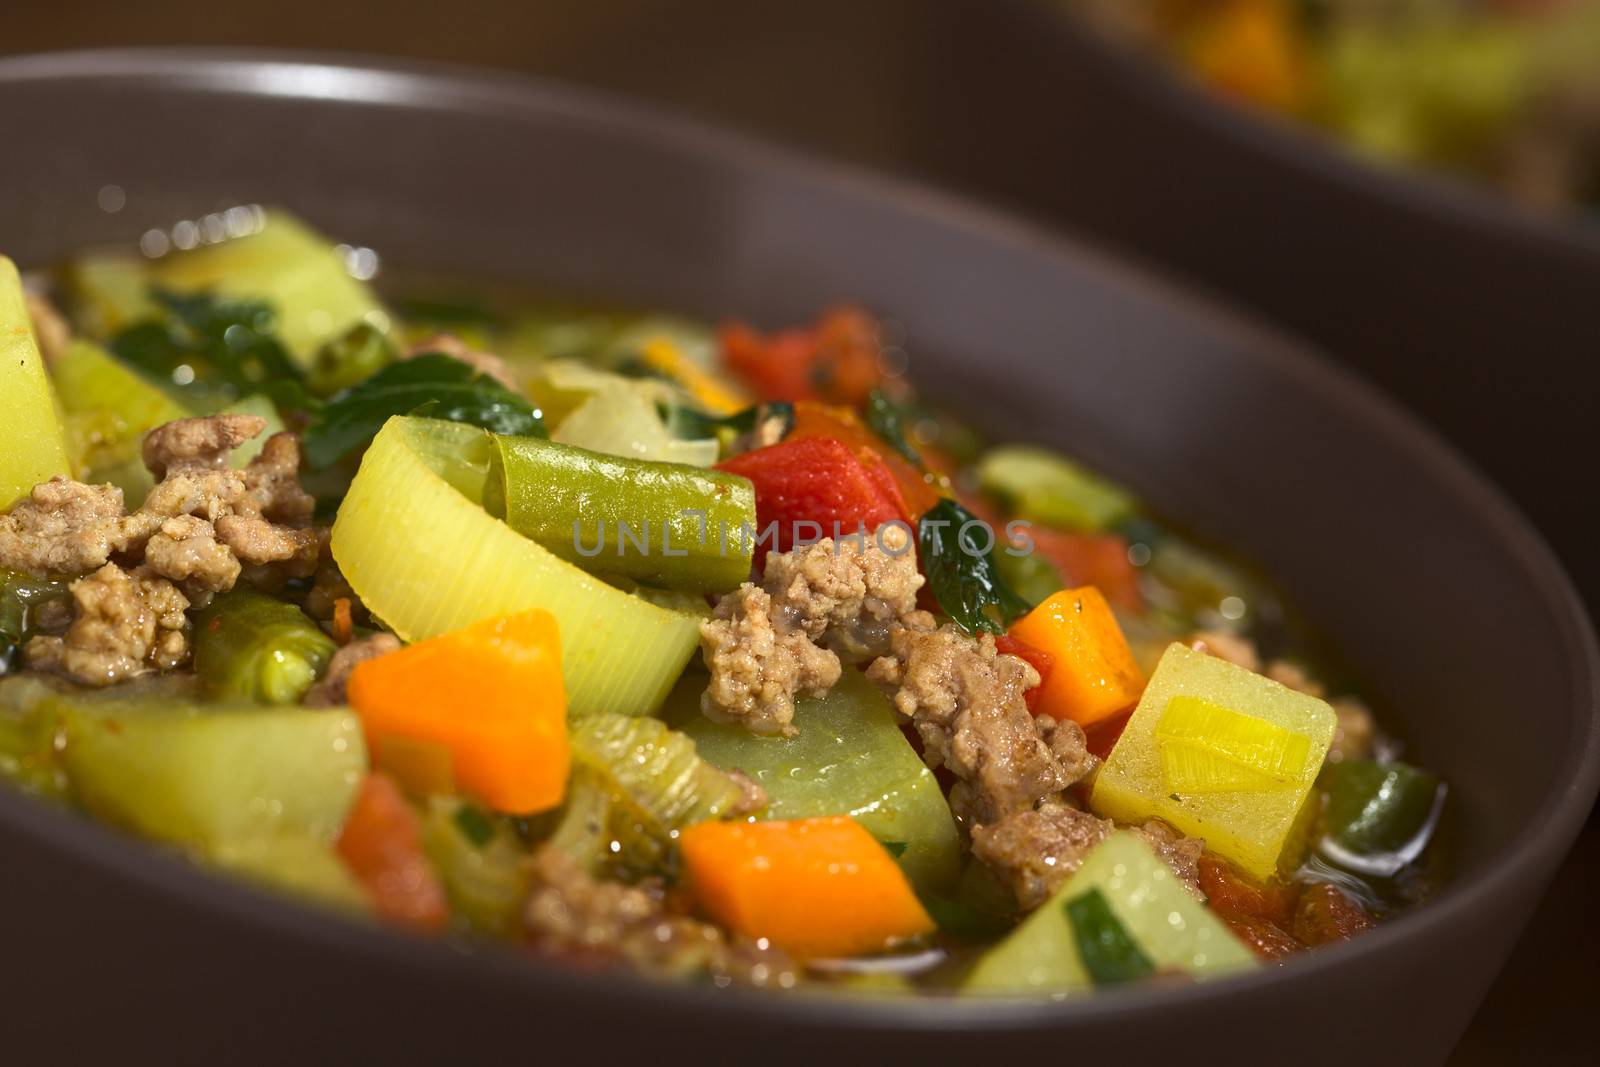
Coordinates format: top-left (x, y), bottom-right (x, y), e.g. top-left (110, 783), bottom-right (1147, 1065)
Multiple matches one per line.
top-left (5, 2), bottom-right (1595, 1062)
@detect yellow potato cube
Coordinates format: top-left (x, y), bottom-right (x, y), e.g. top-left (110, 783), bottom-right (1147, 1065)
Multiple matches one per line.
top-left (1091, 642), bottom-right (1336, 881)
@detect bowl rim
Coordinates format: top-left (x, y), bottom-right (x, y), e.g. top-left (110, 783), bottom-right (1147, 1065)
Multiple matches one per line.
top-left (1, 46), bottom-right (1597, 1031)
top-left (1016, 0), bottom-right (1600, 258)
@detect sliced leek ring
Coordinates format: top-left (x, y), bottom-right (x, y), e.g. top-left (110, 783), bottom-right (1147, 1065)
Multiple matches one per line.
top-left (330, 416), bottom-right (702, 717)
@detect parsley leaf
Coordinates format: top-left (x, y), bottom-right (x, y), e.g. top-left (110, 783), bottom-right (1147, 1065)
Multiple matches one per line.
top-left (864, 388), bottom-right (921, 464)
top-left (303, 353), bottom-right (545, 468)
top-left (918, 498), bottom-right (1030, 636)
top-left (110, 288), bottom-right (315, 413)
top-left (452, 804), bottom-right (497, 848)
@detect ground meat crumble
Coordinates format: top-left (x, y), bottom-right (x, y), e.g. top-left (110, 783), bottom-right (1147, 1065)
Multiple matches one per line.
top-left (698, 525), bottom-right (927, 736)
top-left (1, 414), bottom-right (323, 686)
top-left (23, 562), bottom-right (190, 685)
top-left (866, 623), bottom-right (1084, 827)
top-left (523, 846), bottom-right (797, 988)
top-left (302, 631), bottom-right (402, 708)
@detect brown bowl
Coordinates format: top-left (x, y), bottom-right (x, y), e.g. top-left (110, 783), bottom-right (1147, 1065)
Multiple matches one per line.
top-left (1, 49), bottom-right (1596, 1067)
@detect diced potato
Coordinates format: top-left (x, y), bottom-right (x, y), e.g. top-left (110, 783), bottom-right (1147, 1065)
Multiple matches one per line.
top-left (1007, 586), bottom-right (1144, 727)
top-left (965, 831), bottom-right (1256, 994)
top-left (1, 256), bottom-right (72, 509)
top-left (1091, 642), bottom-right (1336, 881)
top-left (149, 210), bottom-right (390, 365)
top-left (669, 669), bottom-right (962, 893)
top-left (61, 703), bottom-right (367, 850)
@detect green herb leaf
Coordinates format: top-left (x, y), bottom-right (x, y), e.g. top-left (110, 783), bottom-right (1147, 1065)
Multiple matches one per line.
top-left (918, 498), bottom-right (1031, 636)
top-left (110, 288), bottom-right (316, 414)
top-left (452, 804), bottom-right (497, 848)
top-left (303, 354), bottom-right (545, 468)
top-left (664, 401), bottom-right (795, 443)
top-left (879, 840), bottom-right (909, 858)
top-left (1065, 888), bottom-right (1156, 986)
top-left (864, 388), bottom-right (920, 464)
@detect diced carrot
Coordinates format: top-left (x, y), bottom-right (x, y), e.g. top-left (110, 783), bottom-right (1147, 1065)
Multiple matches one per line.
top-left (1006, 587), bottom-right (1144, 727)
top-left (347, 610), bottom-right (568, 815)
top-left (1293, 882), bottom-right (1377, 946)
top-left (336, 774), bottom-right (449, 934)
top-left (1030, 529), bottom-right (1144, 614)
top-left (719, 307), bottom-right (884, 406)
top-left (678, 816), bottom-right (934, 958)
top-left (790, 401), bottom-right (943, 517)
top-left (1198, 853), bottom-right (1297, 926)
top-left (331, 597), bottom-right (354, 645)
top-left (994, 634), bottom-right (1054, 713)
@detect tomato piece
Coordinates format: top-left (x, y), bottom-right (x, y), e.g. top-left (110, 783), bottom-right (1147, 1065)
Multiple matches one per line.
top-left (1222, 914), bottom-right (1303, 961)
top-left (717, 436), bottom-right (909, 563)
top-left (1031, 528), bottom-right (1143, 613)
top-left (1293, 882), bottom-right (1377, 946)
top-left (1198, 853), bottom-right (1297, 926)
top-left (1084, 711), bottom-right (1131, 760)
top-left (719, 307), bottom-right (884, 405)
top-left (336, 774), bottom-right (449, 933)
top-left (994, 634), bottom-right (1055, 712)
top-left (789, 401), bottom-right (943, 517)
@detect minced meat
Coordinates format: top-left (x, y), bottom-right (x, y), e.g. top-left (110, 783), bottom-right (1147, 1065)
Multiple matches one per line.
top-left (0, 478), bottom-right (133, 575)
top-left (302, 631), bottom-right (402, 707)
top-left (699, 585), bottom-right (841, 736)
top-left (972, 799), bottom-right (1205, 911)
top-left (24, 562), bottom-right (190, 685)
top-left (699, 525), bottom-right (927, 736)
top-left (524, 846), bottom-right (797, 988)
top-left (866, 623), bottom-right (1081, 826)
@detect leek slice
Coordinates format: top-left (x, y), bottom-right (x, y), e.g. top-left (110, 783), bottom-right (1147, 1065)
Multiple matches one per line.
top-left (1155, 696), bottom-right (1313, 794)
top-left (1, 256), bottom-right (72, 509)
top-left (330, 416), bottom-right (702, 717)
top-left (554, 386), bottom-right (719, 466)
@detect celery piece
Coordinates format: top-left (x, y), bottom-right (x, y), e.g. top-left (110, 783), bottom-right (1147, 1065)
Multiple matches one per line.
top-left (330, 416), bottom-right (704, 717)
top-left (221, 394), bottom-right (285, 469)
top-left (977, 445), bottom-right (1135, 532)
top-left (421, 796), bottom-right (532, 936)
top-left (965, 831), bottom-right (1255, 995)
top-left (490, 433), bottom-right (754, 593)
top-left (569, 711), bottom-right (749, 868)
top-left (191, 589), bottom-right (336, 705)
top-left (60, 703), bottom-right (366, 850)
top-left (1092, 643), bottom-right (1336, 881)
top-left (210, 836), bottom-right (371, 914)
top-left (308, 321), bottom-right (397, 397)
top-left (1, 256), bottom-right (72, 509)
top-left (148, 210), bottom-right (391, 366)
top-left (61, 254), bottom-right (158, 337)
top-left (667, 670), bottom-right (962, 893)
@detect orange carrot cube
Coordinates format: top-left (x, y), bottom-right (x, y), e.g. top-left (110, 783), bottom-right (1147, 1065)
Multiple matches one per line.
top-left (1007, 586), bottom-right (1143, 727)
top-left (678, 816), bottom-right (934, 958)
top-left (348, 610), bottom-right (568, 815)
